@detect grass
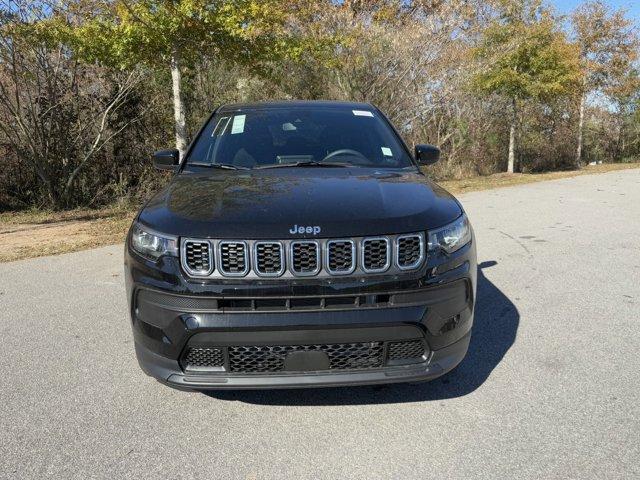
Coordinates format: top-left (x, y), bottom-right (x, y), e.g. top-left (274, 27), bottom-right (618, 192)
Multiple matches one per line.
top-left (1, 162), bottom-right (638, 263)
top-left (0, 203), bottom-right (135, 226)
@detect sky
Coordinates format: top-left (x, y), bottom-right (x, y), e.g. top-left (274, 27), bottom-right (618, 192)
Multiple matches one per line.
top-left (550, 0), bottom-right (640, 24)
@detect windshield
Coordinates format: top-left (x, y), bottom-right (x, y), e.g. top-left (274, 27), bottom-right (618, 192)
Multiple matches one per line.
top-left (186, 107), bottom-right (414, 169)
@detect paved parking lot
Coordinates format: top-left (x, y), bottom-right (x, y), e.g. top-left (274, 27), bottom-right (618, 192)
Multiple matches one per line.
top-left (1, 169), bottom-right (639, 479)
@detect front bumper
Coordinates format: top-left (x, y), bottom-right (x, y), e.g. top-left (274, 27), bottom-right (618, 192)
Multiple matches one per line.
top-left (136, 331), bottom-right (471, 389)
top-left (125, 238), bottom-right (476, 390)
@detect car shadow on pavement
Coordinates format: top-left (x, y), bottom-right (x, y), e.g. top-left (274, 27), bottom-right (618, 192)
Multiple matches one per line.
top-left (204, 260), bottom-right (518, 405)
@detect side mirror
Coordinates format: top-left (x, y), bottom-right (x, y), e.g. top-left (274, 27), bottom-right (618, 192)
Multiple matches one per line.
top-left (153, 149), bottom-right (180, 171)
top-left (415, 144), bottom-right (440, 166)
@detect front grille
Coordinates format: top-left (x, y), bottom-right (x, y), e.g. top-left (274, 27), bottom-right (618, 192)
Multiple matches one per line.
top-left (291, 241), bottom-right (319, 275)
top-left (387, 339), bottom-right (426, 361)
top-left (184, 347), bottom-right (224, 369)
top-left (219, 242), bottom-right (248, 275)
top-left (397, 235), bottom-right (423, 269)
top-left (183, 240), bottom-right (213, 275)
top-left (179, 233), bottom-right (426, 278)
top-left (254, 242), bottom-right (284, 276)
top-left (362, 238), bottom-right (390, 272)
top-left (327, 240), bottom-right (355, 274)
top-left (228, 343), bottom-right (384, 373)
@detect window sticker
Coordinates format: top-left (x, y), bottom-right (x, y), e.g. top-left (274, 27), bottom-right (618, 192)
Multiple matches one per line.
top-left (352, 110), bottom-right (374, 117)
top-left (231, 114), bottom-right (246, 134)
top-left (381, 147), bottom-right (393, 156)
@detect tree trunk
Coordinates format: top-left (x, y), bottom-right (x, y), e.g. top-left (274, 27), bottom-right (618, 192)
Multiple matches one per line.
top-left (507, 99), bottom-right (516, 174)
top-left (170, 48), bottom-right (188, 158)
top-left (575, 90), bottom-right (585, 169)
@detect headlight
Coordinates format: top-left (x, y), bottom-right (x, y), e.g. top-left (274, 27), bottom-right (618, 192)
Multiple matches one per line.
top-left (427, 214), bottom-right (472, 254)
top-left (131, 222), bottom-right (178, 261)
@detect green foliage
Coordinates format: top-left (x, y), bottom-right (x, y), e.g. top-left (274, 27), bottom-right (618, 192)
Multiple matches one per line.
top-left (43, 0), bottom-right (301, 69)
top-left (472, 10), bottom-right (581, 102)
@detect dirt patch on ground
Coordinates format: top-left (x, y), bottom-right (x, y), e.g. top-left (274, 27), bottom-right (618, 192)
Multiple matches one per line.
top-left (0, 221), bottom-right (94, 262)
top-left (0, 207), bottom-right (135, 262)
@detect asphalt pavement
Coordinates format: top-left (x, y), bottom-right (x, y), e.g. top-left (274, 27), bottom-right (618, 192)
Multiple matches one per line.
top-left (1, 169), bottom-right (639, 479)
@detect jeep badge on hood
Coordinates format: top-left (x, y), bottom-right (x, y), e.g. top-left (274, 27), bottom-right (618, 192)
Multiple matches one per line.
top-left (290, 225), bottom-right (321, 235)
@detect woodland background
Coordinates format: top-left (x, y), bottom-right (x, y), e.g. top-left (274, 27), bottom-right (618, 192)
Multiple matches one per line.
top-left (0, 0), bottom-right (638, 210)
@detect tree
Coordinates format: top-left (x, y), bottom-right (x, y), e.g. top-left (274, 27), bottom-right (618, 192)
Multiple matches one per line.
top-left (572, 1), bottom-right (639, 166)
top-left (2, 0), bottom-right (637, 210)
top-left (54, 0), bottom-right (297, 158)
top-left (0, 3), bottom-right (142, 207)
top-left (472, 0), bottom-right (580, 173)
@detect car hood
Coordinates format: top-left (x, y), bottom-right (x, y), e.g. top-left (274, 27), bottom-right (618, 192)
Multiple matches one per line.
top-left (138, 168), bottom-right (462, 239)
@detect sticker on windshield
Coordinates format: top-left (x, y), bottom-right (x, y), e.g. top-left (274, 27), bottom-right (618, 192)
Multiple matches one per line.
top-left (352, 110), bottom-right (374, 117)
top-left (381, 147), bottom-right (393, 156)
top-left (231, 114), bottom-right (246, 134)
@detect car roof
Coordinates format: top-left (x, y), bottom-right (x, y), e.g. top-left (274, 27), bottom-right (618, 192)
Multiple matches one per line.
top-left (217, 100), bottom-right (375, 113)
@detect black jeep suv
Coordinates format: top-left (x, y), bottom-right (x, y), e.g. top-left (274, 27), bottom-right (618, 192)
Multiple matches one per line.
top-left (124, 101), bottom-right (476, 390)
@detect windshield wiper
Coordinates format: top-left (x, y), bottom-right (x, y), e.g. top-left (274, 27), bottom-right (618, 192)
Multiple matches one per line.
top-left (189, 162), bottom-right (250, 170)
top-left (255, 161), bottom-right (351, 170)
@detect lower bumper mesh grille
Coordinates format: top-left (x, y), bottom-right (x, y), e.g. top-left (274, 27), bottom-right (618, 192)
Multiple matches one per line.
top-left (387, 339), bottom-right (426, 360)
top-left (228, 343), bottom-right (384, 373)
top-left (182, 339), bottom-right (427, 373)
top-left (184, 347), bottom-right (224, 368)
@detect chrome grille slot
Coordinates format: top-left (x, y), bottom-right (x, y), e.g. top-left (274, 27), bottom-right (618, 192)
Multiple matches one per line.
top-left (219, 241), bottom-right (248, 276)
top-left (361, 237), bottom-right (390, 273)
top-left (326, 240), bottom-right (355, 274)
top-left (254, 242), bottom-right (284, 276)
top-left (182, 239), bottom-right (213, 275)
top-left (396, 234), bottom-right (424, 270)
top-left (290, 241), bottom-right (320, 276)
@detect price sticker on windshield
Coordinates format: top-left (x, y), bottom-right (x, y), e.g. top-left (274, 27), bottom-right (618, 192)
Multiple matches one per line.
top-left (231, 114), bottom-right (246, 134)
top-left (352, 110), bottom-right (374, 117)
